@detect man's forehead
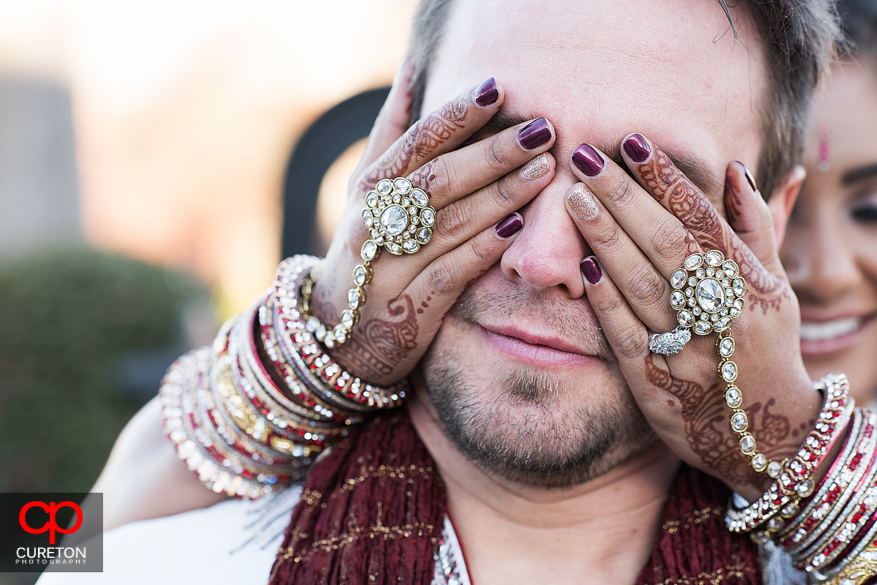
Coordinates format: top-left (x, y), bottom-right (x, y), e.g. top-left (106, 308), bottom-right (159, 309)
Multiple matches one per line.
top-left (423, 0), bottom-right (768, 202)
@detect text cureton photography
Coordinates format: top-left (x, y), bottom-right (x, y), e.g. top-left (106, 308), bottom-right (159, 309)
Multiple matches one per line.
top-left (0, 493), bottom-right (102, 574)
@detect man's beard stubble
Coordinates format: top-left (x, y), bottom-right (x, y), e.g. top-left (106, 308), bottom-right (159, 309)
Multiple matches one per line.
top-left (420, 286), bottom-right (656, 489)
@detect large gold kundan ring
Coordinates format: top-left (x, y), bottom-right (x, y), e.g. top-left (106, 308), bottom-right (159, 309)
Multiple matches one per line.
top-left (669, 250), bottom-right (746, 336)
top-left (361, 177), bottom-right (436, 255)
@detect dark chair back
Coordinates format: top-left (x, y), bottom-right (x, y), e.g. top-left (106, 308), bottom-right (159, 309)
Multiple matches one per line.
top-left (281, 87), bottom-right (391, 258)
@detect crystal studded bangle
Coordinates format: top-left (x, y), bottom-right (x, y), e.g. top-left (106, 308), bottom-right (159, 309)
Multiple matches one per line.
top-left (775, 408), bottom-right (865, 549)
top-left (721, 376), bottom-right (877, 584)
top-left (779, 409), bottom-right (873, 559)
top-left (232, 297), bottom-right (357, 434)
top-left (787, 409), bottom-right (877, 575)
top-left (812, 521), bottom-right (877, 583)
top-left (804, 451), bottom-right (877, 574)
top-left (813, 540), bottom-right (877, 585)
top-left (159, 344), bottom-right (312, 499)
top-left (725, 373), bottom-right (853, 536)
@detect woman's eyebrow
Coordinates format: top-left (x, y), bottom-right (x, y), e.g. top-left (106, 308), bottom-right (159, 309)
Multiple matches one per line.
top-left (841, 162), bottom-right (877, 186)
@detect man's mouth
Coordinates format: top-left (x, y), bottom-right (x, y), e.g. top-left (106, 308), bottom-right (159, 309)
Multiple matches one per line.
top-left (799, 313), bottom-right (875, 354)
top-left (477, 322), bottom-right (599, 368)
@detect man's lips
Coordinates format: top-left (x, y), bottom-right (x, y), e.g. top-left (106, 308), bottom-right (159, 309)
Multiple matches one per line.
top-left (477, 322), bottom-right (598, 367)
top-left (799, 312), bottom-right (876, 355)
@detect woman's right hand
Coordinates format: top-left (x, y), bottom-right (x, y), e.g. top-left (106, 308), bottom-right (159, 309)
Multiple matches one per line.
top-left (313, 64), bottom-right (556, 385)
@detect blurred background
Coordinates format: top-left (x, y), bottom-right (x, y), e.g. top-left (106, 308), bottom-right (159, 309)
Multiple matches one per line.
top-left (0, 0), bottom-right (414, 536)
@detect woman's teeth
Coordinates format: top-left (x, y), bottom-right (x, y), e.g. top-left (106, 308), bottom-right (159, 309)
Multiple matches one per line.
top-left (800, 317), bottom-right (862, 341)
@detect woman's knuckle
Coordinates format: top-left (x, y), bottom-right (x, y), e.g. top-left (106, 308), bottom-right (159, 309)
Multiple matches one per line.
top-left (484, 138), bottom-right (509, 170)
top-left (468, 237), bottom-right (497, 263)
top-left (402, 124), bottom-right (423, 156)
top-left (589, 224), bottom-right (623, 252)
top-left (409, 159), bottom-right (442, 195)
top-left (615, 326), bottom-right (646, 358)
top-left (592, 290), bottom-right (625, 315)
top-left (604, 179), bottom-right (636, 207)
top-left (344, 217), bottom-right (369, 253)
top-left (435, 203), bottom-right (469, 240)
top-left (428, 263), bottom-right (458, 294)
top-left (628, 266), bottom-right (667, 305)
top-left (491, 177), bottom-right (516, 207)
top-left (649, 219), bottom-right (689, 263)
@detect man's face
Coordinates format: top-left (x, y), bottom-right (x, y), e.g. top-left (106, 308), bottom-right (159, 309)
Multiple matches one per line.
top-left (416, 0), bottom-right (767, 487)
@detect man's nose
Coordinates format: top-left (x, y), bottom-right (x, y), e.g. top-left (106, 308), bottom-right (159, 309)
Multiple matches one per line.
top-left (500, 177), bottom-right (589, 298)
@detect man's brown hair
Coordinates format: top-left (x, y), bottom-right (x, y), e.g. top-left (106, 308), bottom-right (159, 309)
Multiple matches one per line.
top-left (405, 0), bottom-right (841, 200)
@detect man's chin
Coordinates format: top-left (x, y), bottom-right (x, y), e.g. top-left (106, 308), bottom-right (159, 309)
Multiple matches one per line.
top-left (420, 344), bottom-right (655, 489)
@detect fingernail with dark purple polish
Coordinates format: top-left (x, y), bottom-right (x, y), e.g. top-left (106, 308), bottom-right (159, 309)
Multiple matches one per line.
top-left (580, 256), bottom-right (602, 285)
top-left (495, 213), bottom-right (523, 239)
top-left (518, 118), bottom-right (552, 150)
top-left (623, 134), bottom-right (651, 163)
top-left (572, 144), bottom-right (605, 177)
top-left (474, 77), bottom-right (499, 107)
top-left (737, 161), bottom-right (758, 192)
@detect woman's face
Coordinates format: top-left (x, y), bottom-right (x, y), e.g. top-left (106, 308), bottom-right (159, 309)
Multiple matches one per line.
top-left (781, 59), bottom-right (877, 402)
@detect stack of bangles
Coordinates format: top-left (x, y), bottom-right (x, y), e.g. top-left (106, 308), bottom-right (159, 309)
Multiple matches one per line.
top-left (158, 254), bottom-right (408, 499)
top-left (724, 373), bottom-right (877, 583)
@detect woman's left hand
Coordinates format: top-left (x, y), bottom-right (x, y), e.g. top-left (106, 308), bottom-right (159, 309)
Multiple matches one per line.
top-left (564, 133), bottom-right (821, 500)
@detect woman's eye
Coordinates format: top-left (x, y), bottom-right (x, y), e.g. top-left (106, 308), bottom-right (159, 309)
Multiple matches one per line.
top-left (851, 205), bottom-right (877, 222)
top-left (851, 194), bottom-right (877, 222)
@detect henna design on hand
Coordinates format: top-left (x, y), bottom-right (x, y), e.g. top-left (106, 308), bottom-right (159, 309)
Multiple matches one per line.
top-left (729, 238), bottom-right (788, 315)
top-left (362, 294), bottom-right (419, 366)
top-left (328, 294), bottom-right (420, 382)
top-left (358, 96), bottom-right (469, 194)
top-left (407, 159), bottom-right (439, 193)
top-left (636, 150), bottom-right (789, 314)
top-left (644, 355), bottom-right (798, 489)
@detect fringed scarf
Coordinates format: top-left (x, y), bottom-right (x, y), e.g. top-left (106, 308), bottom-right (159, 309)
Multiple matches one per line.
top-left (269, 415), bottom-right (762, 585)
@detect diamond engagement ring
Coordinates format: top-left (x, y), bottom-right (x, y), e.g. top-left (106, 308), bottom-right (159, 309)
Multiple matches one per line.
top-left (649, 326), bottom-right (692, 355)
top-left (298, 178), bottom-right (435, 348)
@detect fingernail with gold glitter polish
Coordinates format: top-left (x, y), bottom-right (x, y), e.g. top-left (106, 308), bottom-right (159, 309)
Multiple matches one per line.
top-left (567, 184), bottom-right (599, 220)
top-left (521, 153), bottom-right (549, 180)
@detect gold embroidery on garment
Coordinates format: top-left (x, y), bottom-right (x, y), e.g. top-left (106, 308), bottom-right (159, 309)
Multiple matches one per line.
top-left (277, 520), bottom-right (439, 564)
top-left (653, 557), bottom-right (756, 584)
top-left (335, 464), bottom-right (438, 495)
top-left (276, 452), bottom-right (441, 566)
top-left (662, 506), bottom-right (724, 534)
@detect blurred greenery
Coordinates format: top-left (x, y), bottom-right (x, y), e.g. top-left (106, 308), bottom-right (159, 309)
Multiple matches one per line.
top-left (0, 247), bottom-right (208, 493)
